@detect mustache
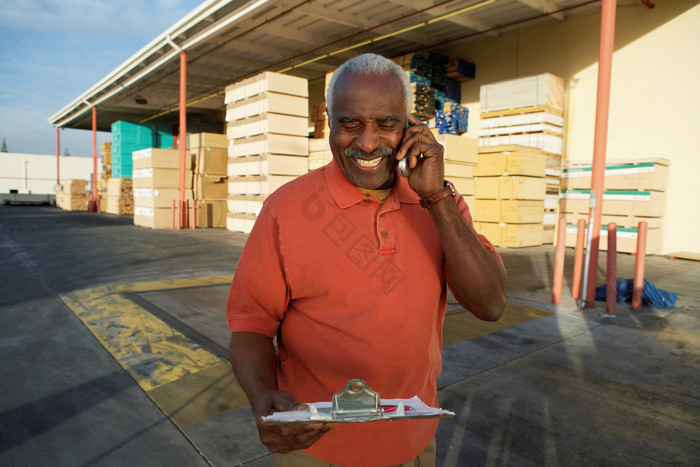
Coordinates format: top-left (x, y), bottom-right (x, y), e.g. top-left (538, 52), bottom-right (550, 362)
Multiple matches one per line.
top-left (344, 146), bottom-right (394, 159)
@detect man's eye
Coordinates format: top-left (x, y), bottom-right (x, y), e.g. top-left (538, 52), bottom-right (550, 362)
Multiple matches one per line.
top-left (341, 123), bottom-right (361, 130)
top-left (379, 123), bottom-right (397, 130)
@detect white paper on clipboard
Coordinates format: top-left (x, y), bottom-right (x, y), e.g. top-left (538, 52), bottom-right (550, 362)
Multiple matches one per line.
top-left (261, 395), bottom-right (455, 424)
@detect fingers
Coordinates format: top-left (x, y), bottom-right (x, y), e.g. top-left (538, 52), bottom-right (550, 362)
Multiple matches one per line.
top-left (260, 422), bottom-right (334, 453)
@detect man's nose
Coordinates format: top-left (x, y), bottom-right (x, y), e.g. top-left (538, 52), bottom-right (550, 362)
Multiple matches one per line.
top-left (354, 125), bottom-right (381, 154)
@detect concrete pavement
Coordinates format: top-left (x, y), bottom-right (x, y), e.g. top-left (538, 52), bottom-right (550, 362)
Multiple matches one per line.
top-left (1, 204), bottom-right (698, 466)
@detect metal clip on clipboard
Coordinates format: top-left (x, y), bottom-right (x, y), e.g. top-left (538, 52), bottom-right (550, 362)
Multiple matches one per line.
top-left (260, 379), bottom-right (453, 424)
top-left (331, 379), bottom-right (383, 420)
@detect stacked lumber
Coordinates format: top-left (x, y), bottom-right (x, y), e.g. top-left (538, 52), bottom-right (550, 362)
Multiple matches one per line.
top-left (110, 121), bottom-right (174, 178)
top-left (106, 177), bottom-right (134, 215)
top-left (473, 145), bottom-right (547, 247)
top-left (308, 138), bottom-right (333, 171)
top-left (190, 133), bottom-right (228, 228)
top-left (98, 142), bottom-right (112, 212)
top-left (478, 73), bottom-right (566, 243)
top-left (132, 148), bottom-right (192, 229)
top-left (55, 179), bottom-right (88, 211)
top-left (224, 71), bottom-right (309, 233)
top-left (439, 134), bottom-right (478, 212)
top-left (311, 101), bottom-right (329, 139)
top-left (560, 158), bottom-right (669, 254)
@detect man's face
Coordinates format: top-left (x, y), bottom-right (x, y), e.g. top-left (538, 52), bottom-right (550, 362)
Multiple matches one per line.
top-left (328, 72), bottom-right (407, 190)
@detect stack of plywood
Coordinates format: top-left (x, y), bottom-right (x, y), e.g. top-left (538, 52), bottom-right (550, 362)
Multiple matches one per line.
top-left (478, 73), bottom-right (566, 243)
top-left (190, 133), bottom-right (228, 228)
top-left (132, 148), bottom-right (192, 229)
top-left (440, 134), bottom-right (478, 212)
top-left (308, 138), bottom-right (333, 171)
top-left (224, 71), bottom-right (309, 233)
top-left (101, 142), bottom-right (112, 179)
top-left (55, 179), bottom-right (88, 211)
top-left (98, 142), bottom-right (112, 212)
top-left (473, 145), bottom-right (547, 247)
top-left (106, 178), bottom-right (133, 215)
top-left (560, 158), bottom-right (669, 254)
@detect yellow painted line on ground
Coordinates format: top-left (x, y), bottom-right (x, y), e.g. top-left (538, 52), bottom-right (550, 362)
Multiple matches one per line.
top-left (61, 275), bottom-right (233, 392)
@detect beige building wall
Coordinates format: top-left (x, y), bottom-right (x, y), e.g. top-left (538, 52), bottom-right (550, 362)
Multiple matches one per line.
top-left (447, 0), bottom-right (700, 255)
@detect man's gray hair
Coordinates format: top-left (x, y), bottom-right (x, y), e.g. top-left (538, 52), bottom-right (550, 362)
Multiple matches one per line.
top-left (326, 53), bottom-right (413, 121)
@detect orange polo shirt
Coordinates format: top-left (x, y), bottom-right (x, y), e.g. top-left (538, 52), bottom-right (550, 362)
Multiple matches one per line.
top-left (227, 160), bottom-right (501, 466)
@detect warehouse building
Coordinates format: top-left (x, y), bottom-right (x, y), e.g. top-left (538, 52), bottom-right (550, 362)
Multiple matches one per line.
top-left (47, 0), bottom-right (699, 257)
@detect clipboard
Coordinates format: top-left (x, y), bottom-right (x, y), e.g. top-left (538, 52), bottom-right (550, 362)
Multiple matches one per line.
top-left (261, 379), bottom-right (455, 424)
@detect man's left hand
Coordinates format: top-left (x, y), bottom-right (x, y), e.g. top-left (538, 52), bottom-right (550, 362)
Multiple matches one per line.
top-left (395, 115), bottom-right (445, 199)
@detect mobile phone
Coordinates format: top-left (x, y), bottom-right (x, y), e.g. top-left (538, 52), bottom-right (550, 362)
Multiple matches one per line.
top-left (398, 119), bottom-right (412, 178)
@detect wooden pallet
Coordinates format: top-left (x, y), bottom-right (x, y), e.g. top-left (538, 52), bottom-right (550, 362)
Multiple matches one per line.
top-left (480, 105), bottom-right (564, 119)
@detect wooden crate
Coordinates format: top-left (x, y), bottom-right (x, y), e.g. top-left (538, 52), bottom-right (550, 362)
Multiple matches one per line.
top-left (499, 176), bottom-right (546, 200)
top-left (561, 160), bottom-right (669, 192)
top-left (193, 147), bottom-right (228, 175)
top-left (188, 132), bottom-right (227, 149)
top-left (226, 92), bottom-right (308, 121)
top-left (450, 177), bottom-right (475, 196)
top-left (133, 148), bottom-right (190, 170)
top-left (473, 222), bottom-right (544, 248)
top-left (227, 113), bottom-right (308, 139)
top-left (231, 134), bottom-right (309, 157)
top-left (195, 200), bottom-right (227, 228)
top-left (445, 162), bottom-right (474, 179)
top-left (228, 175), bottom-right (296, 196)
top-left (194, 174), bottom-right (228, 200)
top-left (134, 206), bottom-right (174, 229)
top-left (435, 134), bottom-right (478, 164)
top-left (133, 188), bottom-right (192, 209)
top-left (562, 212), bottom-right (664, 230)
top-left (500, 199), bottom-right (545, 224)
top-left (479, 73), bottom-right (565, 113)
top-left (476, 145), bottom-right (546, 177)
top-left (225, 71), bottom-right (308, 104)
top-left (132, 168), bottom-right (193, 189)
top-left (226, 212), bottom-right (257, 233)
top-left (560, 190), bottom-right (666, 217)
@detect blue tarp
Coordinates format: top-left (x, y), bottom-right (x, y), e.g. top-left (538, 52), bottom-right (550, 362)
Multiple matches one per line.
top-left (595, 279), bottom-right (677, 309)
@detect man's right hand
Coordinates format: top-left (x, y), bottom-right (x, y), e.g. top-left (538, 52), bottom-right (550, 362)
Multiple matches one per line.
top-left (254, 389), bottom-right (334, 453)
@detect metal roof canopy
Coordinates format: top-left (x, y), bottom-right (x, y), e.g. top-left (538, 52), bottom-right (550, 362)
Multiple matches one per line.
top-left (48, 0), bottom-right (604, 132)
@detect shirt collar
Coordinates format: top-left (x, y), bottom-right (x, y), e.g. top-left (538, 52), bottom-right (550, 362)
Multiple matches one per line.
top-left (325, 158), bottom-right (420, 208)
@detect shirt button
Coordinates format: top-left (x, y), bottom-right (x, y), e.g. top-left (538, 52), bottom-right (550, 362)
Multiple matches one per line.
top-left (364, 199), bottom-right (371, 203)
top-left (379, 213), bottom-right (383, 218)
top-left (381, 231), bottom-right (388, 238)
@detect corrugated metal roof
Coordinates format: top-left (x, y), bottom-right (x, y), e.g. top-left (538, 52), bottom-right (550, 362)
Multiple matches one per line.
top-left (48, 0), bottom-right (604, 132)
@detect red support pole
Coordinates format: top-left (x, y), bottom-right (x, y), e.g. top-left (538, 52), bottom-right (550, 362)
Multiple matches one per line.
top-left (572, 219), bottom-right (586, 299)
top-left (584, 0), bottom-right (617, 306)
top-left (179, 50), bottom-right (187, 229)
top-left (632, 221), bottom-right (647, 310)
top-left (552, 216), bottom-right (567, 304)
top-left (55, 127), bottom-right (60, 185)
top-left (606, 223), bottom-right (617, 316)
top-left (88, 106), bottom-right (98, 212)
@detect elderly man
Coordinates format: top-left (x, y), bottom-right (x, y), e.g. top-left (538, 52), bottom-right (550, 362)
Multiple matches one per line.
top-left (226, 53), bottom-right (506, 466)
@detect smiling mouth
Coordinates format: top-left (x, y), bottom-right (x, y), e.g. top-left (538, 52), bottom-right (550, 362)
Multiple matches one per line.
top-left (354, 157), bottom-right (382, 168)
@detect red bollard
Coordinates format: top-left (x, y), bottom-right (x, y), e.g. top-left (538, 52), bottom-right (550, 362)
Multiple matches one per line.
top-left (572, 219), bottom-right (586, 299)
top-left (632, 221), bottom-right (648, 310)
top-left (171, 199), bottom-right (176, 229)
top-left (552, 217), bottom-right (567, 304)
top-left (606, 223), bottom-right (617, 316)
top-left (190, 199), bottom-right (196, 230)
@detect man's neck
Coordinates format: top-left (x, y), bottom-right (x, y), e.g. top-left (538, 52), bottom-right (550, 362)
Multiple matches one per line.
top-left (357, 186), bottom-right (392, 204)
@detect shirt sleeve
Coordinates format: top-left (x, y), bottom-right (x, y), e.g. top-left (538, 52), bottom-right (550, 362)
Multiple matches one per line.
top-left (226, 204), bottom-right (289, 337)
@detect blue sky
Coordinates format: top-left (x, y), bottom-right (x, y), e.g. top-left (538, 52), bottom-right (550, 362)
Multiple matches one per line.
top-left (0, 0), bottom-right (204, 157)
